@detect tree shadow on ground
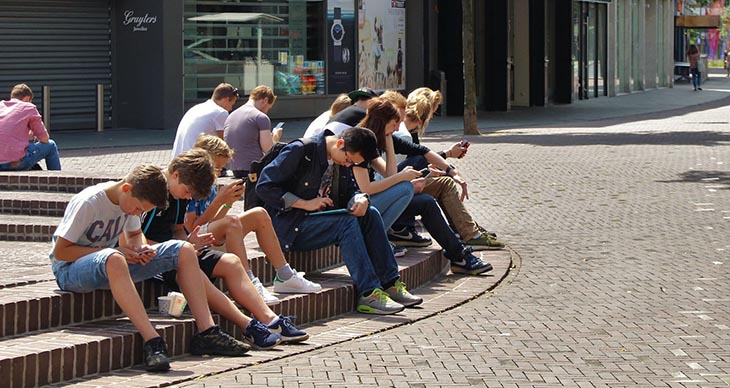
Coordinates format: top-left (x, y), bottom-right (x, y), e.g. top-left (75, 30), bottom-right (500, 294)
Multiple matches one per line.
top-left (461, 130), bottom-right (730, 147)
top-left (657, 170), bottom-right (730, 190)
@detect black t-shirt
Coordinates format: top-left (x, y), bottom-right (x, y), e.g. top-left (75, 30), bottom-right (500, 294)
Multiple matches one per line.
top-left (327, 105), bottom-right (366, 127)
top-left (141, 194), bottom-right (189, 243)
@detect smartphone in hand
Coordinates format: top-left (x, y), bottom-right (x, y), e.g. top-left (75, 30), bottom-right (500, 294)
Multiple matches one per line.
top-left (420, 168), bottom-right (432, 178)
top-left (137, 248), bottom-right (155, 255)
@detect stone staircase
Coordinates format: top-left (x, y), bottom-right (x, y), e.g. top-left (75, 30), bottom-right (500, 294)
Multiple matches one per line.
top-left (0, 171), bottom-right (468, 388)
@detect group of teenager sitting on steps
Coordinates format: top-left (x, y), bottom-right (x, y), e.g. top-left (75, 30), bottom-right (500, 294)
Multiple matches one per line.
top-left (45, 83), bottom-right (505, 373)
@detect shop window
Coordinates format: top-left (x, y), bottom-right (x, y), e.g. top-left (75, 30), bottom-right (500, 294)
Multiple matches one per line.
top-left (183, 0), bottom-right (326, 104)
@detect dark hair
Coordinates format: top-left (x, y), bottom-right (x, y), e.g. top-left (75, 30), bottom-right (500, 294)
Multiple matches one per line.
top-left (123, 164), bottom-right (169, 209)
top-left (338, 126), bottom-right (379, 162)
top-left (687, 45), bottom-right (699, 55)
top-left (357, 98), bottom-right (400, 152)
top-left (212, 83), bottom-right (239, 100)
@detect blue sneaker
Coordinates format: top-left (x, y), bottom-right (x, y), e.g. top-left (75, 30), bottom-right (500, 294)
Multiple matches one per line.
top-left (268, 315), bottom-right (309, 344)
top-left (243, 319), bottom-right (282, 350)
top-left (450, 247), bottom-right (493, 275)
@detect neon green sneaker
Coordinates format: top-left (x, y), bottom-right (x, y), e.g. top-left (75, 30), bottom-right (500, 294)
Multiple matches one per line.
top-left (385, 280), bottom-right (423, 307)
top-left (357, 288), bottom-right (404, 315)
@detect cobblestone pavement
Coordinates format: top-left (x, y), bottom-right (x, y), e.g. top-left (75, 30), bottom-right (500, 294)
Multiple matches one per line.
top-left (165, 105), bottom-right (729, 386)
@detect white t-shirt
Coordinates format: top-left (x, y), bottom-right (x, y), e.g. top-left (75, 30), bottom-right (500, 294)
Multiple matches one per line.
top-left (171, 99), bottom-right (228, 158)
top-left (391, 121), bottom-right (413, 165)
top-left (303, 110), bottom-right (331, 139)
top-left (50, 182), bottom-right (141, 269)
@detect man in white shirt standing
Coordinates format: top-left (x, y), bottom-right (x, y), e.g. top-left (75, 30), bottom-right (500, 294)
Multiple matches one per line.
top-left (170, 83), bottom-right (239, 158)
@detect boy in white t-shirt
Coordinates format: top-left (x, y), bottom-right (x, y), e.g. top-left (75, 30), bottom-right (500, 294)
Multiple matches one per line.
top-left (50, 164), bottom-right (248, 372)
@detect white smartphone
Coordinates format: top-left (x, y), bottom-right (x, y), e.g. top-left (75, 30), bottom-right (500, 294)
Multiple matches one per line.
top-left (274, 122), bottom-right (285, 130)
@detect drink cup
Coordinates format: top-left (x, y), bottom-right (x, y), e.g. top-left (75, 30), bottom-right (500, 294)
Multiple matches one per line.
top-left (167, 292), bottom-right (187, 317)
top-left (157, 296), bottom-right (172, 316)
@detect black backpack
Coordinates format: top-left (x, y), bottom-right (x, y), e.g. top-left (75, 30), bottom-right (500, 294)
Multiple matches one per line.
top-left (244, 138), bottom-right (315, 211)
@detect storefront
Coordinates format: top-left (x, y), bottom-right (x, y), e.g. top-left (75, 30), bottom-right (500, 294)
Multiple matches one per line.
top-left (0, 0), bottom-right (416, 130)
top-left (0, 0), bottom-right (113, 130)
top-left (573, 1), bottom-right (608, 100)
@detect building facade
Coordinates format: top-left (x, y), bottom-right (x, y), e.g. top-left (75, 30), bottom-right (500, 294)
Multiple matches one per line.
top-left (0, 0), bottom-right (676, 130)
top-left (416, 0), bottom-right (675, 114)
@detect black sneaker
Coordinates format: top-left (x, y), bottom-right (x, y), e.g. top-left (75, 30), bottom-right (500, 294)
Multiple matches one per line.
top-left (143, 337), bottom-right (170, 372)
top-left (191, 325), bottom-right (250, 356)
top-left (450, 247), bottom-right (493, 275)
top-left (388, 226), bottom-right (432, 247)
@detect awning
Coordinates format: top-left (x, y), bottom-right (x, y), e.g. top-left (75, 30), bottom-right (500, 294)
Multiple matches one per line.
top-left (675, 15), bottom-right (721, 28)
top-left (187, 13), bottom-right (284, 23)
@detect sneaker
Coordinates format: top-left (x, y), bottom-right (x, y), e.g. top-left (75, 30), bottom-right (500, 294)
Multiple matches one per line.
top-left (388, 226), bottom-right (432, 247)
top-left (390, 241), bottom-right (407, 258)
top-left (243, 319), bottom-right (282, 350)
top-left (385, 280), bottom-right (423, 307)
top-left (698, 87), bottom-right (703, 91)
top-left (252, 276), bottom-right (280, 305)
top-left (450, 247), bottom-right (493, 275)
top-left (273, 270), bottom-right (322, 294)
top-left (143, 337), bottom-right (170, 372)
top-left (356, 288), bottom-right (404, 315)
top-left (477, 225), bottom-right (498, 239)
top-left (268, 315), bottom-right (309, 343)
top-left (465, 233), bottom-right (505, 251)
top-left (191, 325), bottom-right (250, 356)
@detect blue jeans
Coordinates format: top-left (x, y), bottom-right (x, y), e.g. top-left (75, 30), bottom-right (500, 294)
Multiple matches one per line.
top-left (399, 193), bottom-right (466, 261)
top-left (392, 155), bottom-right (430, 230)
top-left (0, 140), bottom-right (61, 171)
top-left (52, 240), bottom-right (184, 293)
top-left (369, 181), bottom-right (413, 230)
top-left (691, 68), bottom-right (701, 89)
top-left (291, 207), bottom-right (399, 296)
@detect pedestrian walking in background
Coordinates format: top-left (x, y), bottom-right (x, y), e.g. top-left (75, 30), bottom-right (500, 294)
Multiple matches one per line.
top-left (687, 44), bottom-right (702, 91)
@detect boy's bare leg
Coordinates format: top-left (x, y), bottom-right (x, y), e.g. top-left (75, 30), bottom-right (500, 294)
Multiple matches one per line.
top-left (207, 215), bottom-right (253, 272)
top-left (238, 208), bottom-right (287, 269)
top-left (201, 271), bottom-right (252, 329)
top-left (175, 243), bottom-right (216, 332)
top-left (211, 254), bottom-right (278, 323)
top-left (106, 253), bottom-right (159, 341)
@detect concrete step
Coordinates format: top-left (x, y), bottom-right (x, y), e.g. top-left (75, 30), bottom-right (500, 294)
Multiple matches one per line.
top-left (0, 248), bottom-right (448, 388)
top-left (0, 214), bottom-right (60, 242)
top-left (0, 191), bottom-right (74, 218)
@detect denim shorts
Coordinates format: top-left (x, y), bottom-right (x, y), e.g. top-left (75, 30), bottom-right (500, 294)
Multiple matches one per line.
top-left (53, 240), bottom-right (185, 293)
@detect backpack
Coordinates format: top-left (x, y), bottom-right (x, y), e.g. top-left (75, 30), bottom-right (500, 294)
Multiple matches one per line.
top-left (244, 138), bottom-right (315, 211)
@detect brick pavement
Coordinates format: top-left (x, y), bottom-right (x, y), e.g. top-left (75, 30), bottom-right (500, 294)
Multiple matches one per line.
top-left (5, 76), bottom-right (730, 387)
top-left (167, 101), bottom-right (730, 386)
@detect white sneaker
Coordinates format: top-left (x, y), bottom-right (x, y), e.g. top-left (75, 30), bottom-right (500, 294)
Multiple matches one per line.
top-left (251, 277), bottom-right (280, 305)
top-left (273, 270), bottom-right (322, 294)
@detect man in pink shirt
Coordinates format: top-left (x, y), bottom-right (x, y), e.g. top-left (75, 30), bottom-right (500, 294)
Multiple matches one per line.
top-left (0, 84), bottom-right (61, 171)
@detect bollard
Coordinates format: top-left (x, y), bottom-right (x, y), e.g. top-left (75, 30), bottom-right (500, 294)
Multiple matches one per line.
top-left (42, 86), bottom-right (50, 131)
top-left (96, 84), bottom-right (104, 132)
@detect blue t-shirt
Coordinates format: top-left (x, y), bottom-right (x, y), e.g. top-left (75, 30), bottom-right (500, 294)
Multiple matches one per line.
top-left (187, 185), bottom-right (217, 217)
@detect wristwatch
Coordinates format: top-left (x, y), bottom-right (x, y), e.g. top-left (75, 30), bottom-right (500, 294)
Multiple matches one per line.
top-left (331, 7), bottom-right (344, 63)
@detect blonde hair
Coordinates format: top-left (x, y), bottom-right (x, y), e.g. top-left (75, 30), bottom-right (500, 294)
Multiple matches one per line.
top-left (404, 94), bottom-right (433, 137)
top-left (408, 87), bottom-right (442, 110)
top-left (379, 90), bottom-right (407, 111)
top-left (329, 94), bottom-right (351, 118)
top-left (194, 134), bottom-right (234, 160)
top-left (10, 84), bottom-right (33, 100)
top-left (249, 85), bottom-right (277, 104)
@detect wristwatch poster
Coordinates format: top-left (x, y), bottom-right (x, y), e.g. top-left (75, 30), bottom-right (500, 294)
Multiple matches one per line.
top-left (331, 7), bottom-right (345, 63)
